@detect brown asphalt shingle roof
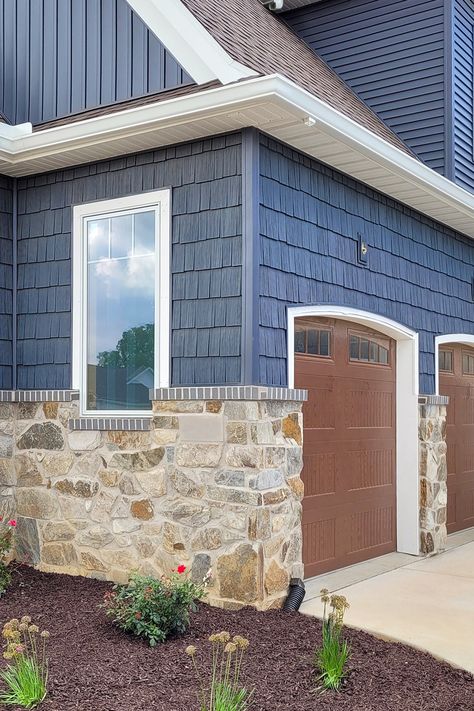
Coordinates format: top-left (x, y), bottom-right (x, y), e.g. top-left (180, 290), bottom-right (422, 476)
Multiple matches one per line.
top-left (181, 0), bottom-right (412, 155)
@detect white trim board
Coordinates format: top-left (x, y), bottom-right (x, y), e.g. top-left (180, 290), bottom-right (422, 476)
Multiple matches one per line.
top-left (2, 75), bottom-right (474, 239)
top-left (287, 305), bottom-right (420, 557)
top-left (72, 189), bottom-right (171, 417)
top-left (126, 0), bottom-right (257, 85)
top-left (435, 333), bottom-right (474, 395)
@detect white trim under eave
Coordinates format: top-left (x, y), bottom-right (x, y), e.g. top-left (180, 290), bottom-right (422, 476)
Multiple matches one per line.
top-left (2, 75), bottom-right (474, 239)
top-left (287, 304), bottom-right (420, 557)
top-left (126, 0), bottom-right (258, 85)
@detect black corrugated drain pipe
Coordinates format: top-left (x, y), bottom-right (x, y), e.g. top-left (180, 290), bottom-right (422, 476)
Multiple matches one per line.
top-left (282, 578), bottom-right (305, 612)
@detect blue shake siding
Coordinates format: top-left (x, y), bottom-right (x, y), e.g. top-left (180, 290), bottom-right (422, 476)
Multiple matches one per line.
top-left (0, 175), bottom-right (12, 389)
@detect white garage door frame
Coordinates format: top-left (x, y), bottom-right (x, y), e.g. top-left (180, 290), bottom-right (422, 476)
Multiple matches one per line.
top-left (435, 334), bottom-right (474, 394)
top-left (287, 305), bottom-right (420, 556)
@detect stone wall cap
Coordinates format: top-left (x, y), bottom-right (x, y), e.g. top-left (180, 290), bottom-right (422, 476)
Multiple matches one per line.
top-left (418, 395), bottom-right (449, 405)
top-left (0, 390), bottom-right (80, 402)
top-left (150, 386), bottom-right (308, 402)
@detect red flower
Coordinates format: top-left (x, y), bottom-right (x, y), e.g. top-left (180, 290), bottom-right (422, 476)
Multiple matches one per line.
top-left (135, 612), bottom-right (142, 620)
top-left (177, 565), bottom-right (186, 574)
top-left (8, 520), bottom-right (16, 527)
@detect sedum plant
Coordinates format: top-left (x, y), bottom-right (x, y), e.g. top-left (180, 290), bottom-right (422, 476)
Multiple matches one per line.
top-left (0, 616), bottom-right (49, 709)
top-left (186, 632), bottom-right (252, 711)
top-left (314, 589), bottom-right (351, 691)
top-left (0, 516), bottom-right (16, 596)
top-left (102, 566), bottom-right (210, 646)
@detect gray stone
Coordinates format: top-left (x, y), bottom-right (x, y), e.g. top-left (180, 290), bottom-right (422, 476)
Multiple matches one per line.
top-left (0, 435), bottom-right (13, 457)
top-left (15, 454), bottom-right (42, 487)
top-left (225, 446), bottom-right (261, 469)
top-left (15, 517), bottom-right (40, 565)
top-left (167, 502), bottom-right (211, 527)
top-left (15, 488), bottom-right (60, 519)
top-left (191, 553), bottom-right (211, 584)
top-left (118, 474), bottom-right (141, 495)
top-left (0, 459), bottom-right (14, 486)
top-left (250, 469), bottom-right (284, 491)
top-left (215, 469), bottom-right (246, 487)
top-left (77, 525), bottom-right (114, 548)
top-left (17, 403), bottom-right (39, 420)
top-left (54, 478), bottom-right (99, 498)
top-left (42, 521), bottom-right (76, 543)
top-left (175, 444), bottom-right (222, 468)
top-left (207, 486), bottom-right (262, 506)
top-left (110, 448), bottom-right (165, 471)
top-left (17, 422), bottom-right (64, 451)
top-left (169, 468), bottom-right (205, 498)
top-left (67, 430), bottom-right (101, 451)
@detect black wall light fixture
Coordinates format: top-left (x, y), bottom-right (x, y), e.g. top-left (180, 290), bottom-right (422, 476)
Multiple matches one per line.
top-left (357, 232), bottom-right (368, 265)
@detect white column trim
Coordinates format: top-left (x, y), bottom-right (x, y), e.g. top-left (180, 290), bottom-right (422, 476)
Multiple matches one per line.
top-left (287, 304), bottom-right (420, 557)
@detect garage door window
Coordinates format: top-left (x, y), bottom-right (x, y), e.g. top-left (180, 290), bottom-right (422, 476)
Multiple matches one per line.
top-left (439, 350), bottom-right (454, 373)
top-left (294, 326), bottom-right (331, 357)
top-left (462, 351), bottom-right (474, 375)
top-left (349, 333), bottom-right (389, 365)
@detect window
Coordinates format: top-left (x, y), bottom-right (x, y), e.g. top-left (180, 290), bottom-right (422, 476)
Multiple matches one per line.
top-left (439, 350), bottom-right (453, 373)
top-left (463, 351), bottom-right (474, 375)
top-left (73, 191), bottom-right (170, 415)
top-left (349, 333), bottom-right (389, 364)
top-left (294, 325), bottom-right (331, 357)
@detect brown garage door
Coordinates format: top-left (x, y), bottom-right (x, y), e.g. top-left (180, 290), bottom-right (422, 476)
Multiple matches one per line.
top-left (295, 318), bottom-right (397, 578)
top-left (439, 344), bottom-right (474, 533)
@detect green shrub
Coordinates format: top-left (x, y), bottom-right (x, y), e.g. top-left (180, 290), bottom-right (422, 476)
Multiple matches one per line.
top-left (102, 567), bottom-right (209, 646)
top-left (0, 616), bottom-right (49, 708)
top-left (186, 632), bottom-right (252, 711)
top-left (314, 589), bottom-right (351, 691)
top-left (0, 517), bottom-right (16, 596)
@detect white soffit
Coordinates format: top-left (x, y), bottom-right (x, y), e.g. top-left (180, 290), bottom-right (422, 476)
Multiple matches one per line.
top-left (1, 75), bottom-right (474, 239)
top-left (126, 0), bottom-right (257, 84)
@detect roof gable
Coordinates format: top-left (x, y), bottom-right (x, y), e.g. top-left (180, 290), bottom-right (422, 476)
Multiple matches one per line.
top-left (0, 0), bottom-right (193, 126)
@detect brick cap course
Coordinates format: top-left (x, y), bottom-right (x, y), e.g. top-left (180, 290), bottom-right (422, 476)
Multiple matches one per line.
top-left (150, 386), bottom-right (308, 401)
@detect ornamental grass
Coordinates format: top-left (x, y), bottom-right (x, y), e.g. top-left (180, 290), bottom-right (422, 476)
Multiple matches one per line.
top-left (0, 617), bottom-right (49, 709)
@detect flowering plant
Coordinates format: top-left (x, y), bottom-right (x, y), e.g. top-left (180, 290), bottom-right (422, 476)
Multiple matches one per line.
top-left (0, 616), bottom-right (50, 708)
top-left (102, 566), bottom-right (211, 646)
top-left (0, 516), bottom-right (16, 596)
top-left (314, 589), bottom-right (351, 691)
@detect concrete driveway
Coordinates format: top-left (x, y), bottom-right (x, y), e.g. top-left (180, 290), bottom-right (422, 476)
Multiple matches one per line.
top-left (301, 529), bottom-right (474, 673)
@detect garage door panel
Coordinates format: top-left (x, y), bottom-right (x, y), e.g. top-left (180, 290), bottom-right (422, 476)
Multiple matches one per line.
top-left (344, 387), bottom-right (394, 430)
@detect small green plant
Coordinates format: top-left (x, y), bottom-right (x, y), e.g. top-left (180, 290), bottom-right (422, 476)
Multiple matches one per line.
top-left (314, 589), bottom-right (351, 691)
top-left (0, 616), bottom-right (49, 708)
top-left (186, 632), bottom-right (252, 711)
top-left (0, 516), bottom-right (16, 596)
top-left (102, 566), bottom-right (210, 646)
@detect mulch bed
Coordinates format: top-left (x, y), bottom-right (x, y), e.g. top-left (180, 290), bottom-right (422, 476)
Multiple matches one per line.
top-left (0, 566), bottom-right (472, 711)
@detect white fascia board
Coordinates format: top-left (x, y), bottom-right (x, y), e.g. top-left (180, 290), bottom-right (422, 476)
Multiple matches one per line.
top-left (2, 74), bottom-right (474, 238)
top-left (126, 0), bottom-right (257, 84)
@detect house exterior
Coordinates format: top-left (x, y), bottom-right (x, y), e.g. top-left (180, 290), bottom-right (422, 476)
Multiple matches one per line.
top-left (0, 0), bottom-right (473, 608)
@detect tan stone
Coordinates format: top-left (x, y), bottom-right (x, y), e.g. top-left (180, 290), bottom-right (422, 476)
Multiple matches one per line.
top-left (118, 473), bottom-right (141, 495)
top-left (58, 496), bottom-right (89, 520)
top-left (42, 453), bottom-right (74, 478)
top-left (191, 527), bottom-right (222, 551)
top-left (134, 468), bottom-right (167, 498)
top-left (151, 429), bottom-right (179, 445)
top-left (15, 454), bottom-right (43, 487)
top-left (226, 423), bottom-right (248, 444)
top-left (281, 414), bottom-right (302, 445)
top-left (133, 535), bottom-right (157, 558)
top-left (217, 544), bottom-right (259, 603)
top-left (110, 448), bottom-right (165, 471)
top-left (287, 476), bottom-right (304, 500)
top-left (169, 468), bottom-right (205, 498)
top-left (80, 552), bottom-right (107, 571)
top-left (131, 499), bottom-right (154, 520)
top-left (106, 431), bottom-right (151, 450)
top-left (0, 459), bottom-right (14, 486)
top-left (167, 502), bottom-right (211, 526)
top-left (90, 491), bottom-right (116, 523)
top-left (43, 402), bottom-right (59, 420)
top-left (98, 469), bottom-right (120, 487)
top-left (54, 478), bottom-right (99, 498)
top-left (77, 525), bottom-right (114, 548)
top-left (42, 542), bottom-right (78, 567)
top-left (206, 401), bottom-right (222, 413)
top-left (42, 521), bottom-right (76, 542)
top-left (248, 509), bottom-right (271, 541)
top-left (163, 521), bottom-right (187, 554)
top-left (15, 488), bottom-right (60, 519)
top-left (262, 488), bottom-right (289, 505)
top-left (225, 446), bottom-right (261, 469)
top-left (176, 444), bottom-right (222, 468)
top-left (153, 400), bottom-right (203, 414)
top-left (67, 430), bottom-right (101, 451)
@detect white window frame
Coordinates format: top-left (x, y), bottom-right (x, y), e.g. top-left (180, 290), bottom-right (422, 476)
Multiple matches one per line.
top-left (72, 190), bottom-right (171, 417)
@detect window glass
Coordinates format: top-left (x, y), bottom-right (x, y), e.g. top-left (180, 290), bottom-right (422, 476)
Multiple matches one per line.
top-left (294, 325), bottom-right (331, 358)
top-left (307, 329), bottom-right (319, 355)
top-left (134, 211), bottom-right (155, 255)
top-left (439, 350), bottom-right (453, 373)
top-left (349, 334), bottom-right (389, 365)
top-left (360, 338), bottom-right (369, 361)
top-left (294, 329), bottom-right (306, 353)
top-left (463, 352), bottom-right (474, 375)
top-left (319, 330), bottom-right (330, 356)
top-left (86, 209), bottom-right (156, 411)
top-left (349, 335), bottom-right (359, 360)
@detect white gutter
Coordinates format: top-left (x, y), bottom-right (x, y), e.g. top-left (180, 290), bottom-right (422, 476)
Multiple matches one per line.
top-left (1, 74), bottom-right (474, 237)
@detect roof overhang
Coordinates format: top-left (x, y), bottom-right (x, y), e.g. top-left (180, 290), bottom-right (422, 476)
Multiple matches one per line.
top-left (1, 74), bottom-right (474, 238)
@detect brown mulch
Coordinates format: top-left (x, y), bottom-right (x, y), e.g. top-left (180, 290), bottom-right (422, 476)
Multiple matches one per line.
top-left (0, 566), bottom-right (472, 711)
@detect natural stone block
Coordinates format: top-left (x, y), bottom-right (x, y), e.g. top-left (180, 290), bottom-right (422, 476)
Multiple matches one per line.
top-left (112, 518), bottom-right (140, 534)
top-left (264, 560), bottom-right (289, 595)
top-left (67, 430), bottom-right (101, 451)
top-left (80, 552), bottom-right (107, 571)
top-left (206, 401), bottom-right (222, 413)
top-left (16, 488), bottom-right (60, 519)
top-left (250, 422), bottom-right (274, 445)
top-left (133, 535), bottom-right (157, 558)
top-left (43, 403), bottom-right (59, 420)
top-left (42, 521), bottom-right (76, 542)
top-left (287, 476), bottom-right (304, 500)
top-left (17, 403), bottom-right (39, 420)
top-left (130, 499), bottom-right (154, 520)
top-left (192, 527), bottom-right (222, 551)
top-left (176, 444), bottom-right (222, 468)
top-left (286, 448), bottom-right (303, 477)
top-left (17, 422), bottom-right (64, 451)
top-left (215, 469), bottom-right (246, 487)
top-left (77, 525), bottom-right (114, 548)
top-left (15, 454), bottom-right (43, 487)
top-left (54, 478), bottom-right (99, 499)
top-left (250, 469), bottom-right (284, 491)
top-left (153, 400), bottom-right (203, 414)
top-left (15, 517), bottom-right (40, 565)
top-left (225, 446), bottom-right (261, 469)
top-left (0, 460), bottom-right (14, 486)
top-left (153, 416), bottom-right (179, 430)
top-left (134, 468), bottom-right (167, 498)
top-left (191, 553), bottom-right (211, 584)
top-left (98, 469), bottom-right (120, 487)
top-left (106, 431), bottom-right (151, 450)
top-left (248, 509), bottom-right (271, 541)
top-left (281, 414), bottom-right (302, 445)
top-left (42, 542), bottom-right (78, 567)
top-left (118, 474), bottom-right (141, 495)
top-left (167, 502), bottom-right (211, 527)
top-left (163, 521), bottom-right (187, 553)
top-left (169, 468), bottom-right (205, 498)
top-left (207, 485), bottom-right (262, 506)
top-left (0, 435), bottom-right (13, 457)
top-left (226, 423), bottom-right (248, 444)
top-left (264, 447), bottom-right (286, 468)
top-left (42, 453), bottom-right (74, 478)
top-left (110, 448), bottom-right (165, 471)
top-left (217, 545), bottom-right (259, 603)
top-left (58, 496), bottom-right (89, 520)
top-left (90, 491), bottom-right (116, 523)
top-left (262, 488), bottom-right (289, 505)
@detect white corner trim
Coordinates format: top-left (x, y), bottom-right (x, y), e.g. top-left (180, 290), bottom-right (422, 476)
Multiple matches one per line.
top-left (72, 189), bottom-right (171, 417)
top-left (0, 122), bottom-right (32, 139)
top-left (435, 333), bottom-right (474, 394)
top-left (287, 304), bottom-right (420, 557)
top-left (127, 0), bottom-right (258, 85)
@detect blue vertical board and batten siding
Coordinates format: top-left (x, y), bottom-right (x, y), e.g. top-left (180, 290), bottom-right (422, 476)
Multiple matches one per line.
top-left (453, 0), bottom-right (474, 191)
top-left (283, 0), bottom-right (447, 174)
top-left (0, 176), bottom-right (12, 389)
top-left (0, 0), bottom-right (192, 126)
top-left (258, 135), bottom-right (474, 394)
top-left (15, 135), bottom-right (242, 389)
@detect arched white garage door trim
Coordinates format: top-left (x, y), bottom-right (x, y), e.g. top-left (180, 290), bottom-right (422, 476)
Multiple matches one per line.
top-left (287, 305), bottom-right (420, 557)
top-left (435, 334), bottom-right (474, 394)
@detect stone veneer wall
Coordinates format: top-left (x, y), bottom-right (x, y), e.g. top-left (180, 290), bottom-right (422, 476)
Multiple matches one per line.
top-left (418, 396), bottom-right (449, 555)
top-left (0, 394), bottom-right (305, 610)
